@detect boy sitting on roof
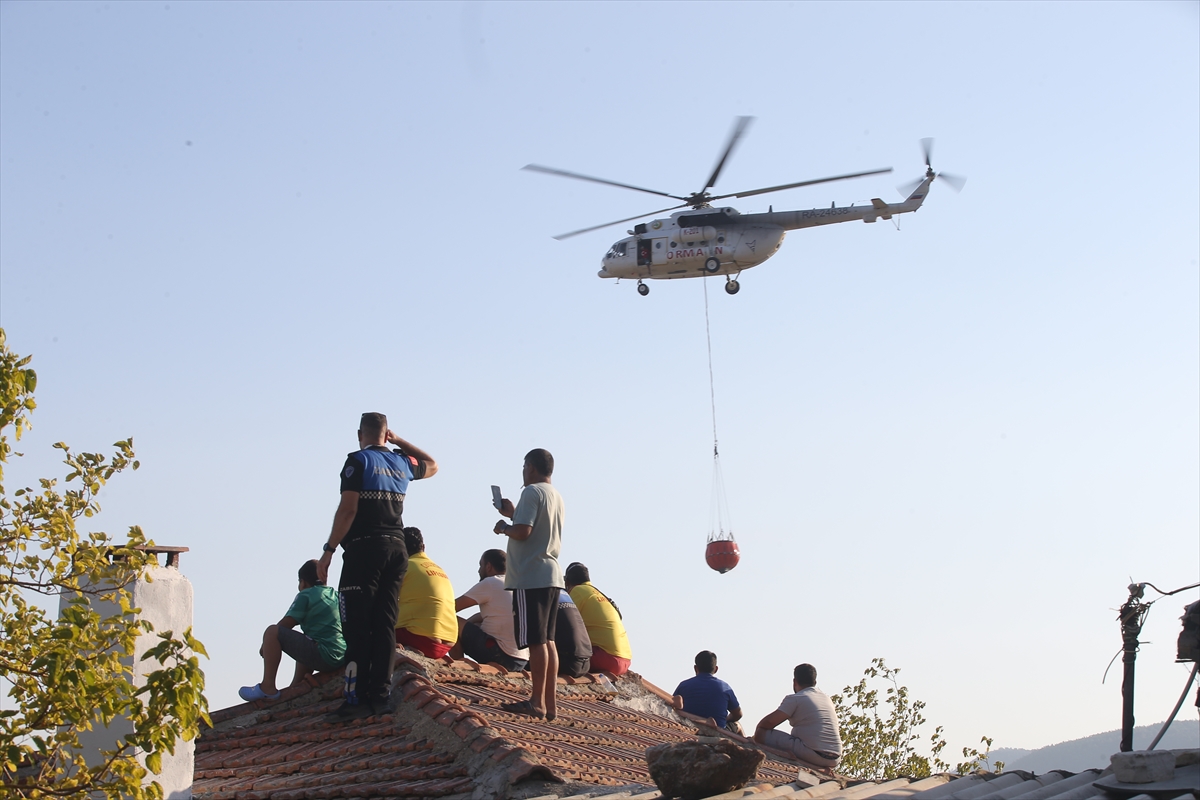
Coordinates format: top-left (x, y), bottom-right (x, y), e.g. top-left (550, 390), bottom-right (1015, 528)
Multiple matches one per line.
top-left (672, 650), bottom-right (743, 732)
top-left (239, 559), bottom-right (346, 702)
top-left (394, 527), bottom-right (458, 659)
top-left (565, 562), bottom-right (632, 676)
top-left (449, 548), bottom-right (529, 672)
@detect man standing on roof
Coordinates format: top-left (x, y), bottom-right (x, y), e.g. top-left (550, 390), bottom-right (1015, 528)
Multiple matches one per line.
top-left (318, 413), bottom-right (437, 721)
top-left (753, 663), bottom-right (842, 770)
top-left (493, 448), bottom-right (564, 720)
top-left (450, 549), bottom-right (529, 672)
top-left (564, 562), bottom-right (632, 677)
top-left (395, 527), bottom-right (458, 660)
top-left (671, 650), bottom-right (742, 732)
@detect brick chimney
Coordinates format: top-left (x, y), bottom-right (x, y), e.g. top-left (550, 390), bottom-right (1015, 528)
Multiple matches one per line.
top-left (61, 545), bottom-right (195, 798)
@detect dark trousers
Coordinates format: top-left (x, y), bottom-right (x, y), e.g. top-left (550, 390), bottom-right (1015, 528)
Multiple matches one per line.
top-left (461, 620), bottom-right (529, 672)
top-left (339, 536), bottom-right (407, 704)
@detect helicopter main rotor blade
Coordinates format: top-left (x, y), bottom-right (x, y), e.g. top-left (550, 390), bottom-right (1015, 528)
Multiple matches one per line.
top-left (710, 167), bottom-right (894, 202)
top-left (700, 116), bottom-right (754, 193)
top-left (522, 164), bottom-right (687, 201)
top-left (553, 203), bottom-right (690, 241)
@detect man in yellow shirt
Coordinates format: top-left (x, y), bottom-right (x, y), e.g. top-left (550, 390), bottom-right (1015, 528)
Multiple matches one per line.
top-left (395, 527), bottom-right (458, 659)
top-left (565, 562), bottom-right (632, 676)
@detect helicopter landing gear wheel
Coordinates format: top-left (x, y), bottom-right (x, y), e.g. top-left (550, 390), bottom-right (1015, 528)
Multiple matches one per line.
top-left (725, 279), bottom-right (740, 295)
top-left (704, 257), bottom-right (720, 273)
top-left (637, 281), bottom-right (650, 296)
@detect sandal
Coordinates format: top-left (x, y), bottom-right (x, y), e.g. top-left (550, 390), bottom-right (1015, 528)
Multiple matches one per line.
top-left (500, 699), bottom-right (545, 719)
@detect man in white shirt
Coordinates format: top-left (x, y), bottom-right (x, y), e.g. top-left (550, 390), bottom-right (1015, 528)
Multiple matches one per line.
top-left (451, 549), bottom-right (530, 672)
top-left (754, 663), bottom-right (843, 770)
top-left (493, 448), bottom-right (564, 720)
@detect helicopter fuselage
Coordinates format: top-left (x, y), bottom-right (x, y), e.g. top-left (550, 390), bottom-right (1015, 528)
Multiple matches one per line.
top-left (598, 176), bottom-right (932, 282)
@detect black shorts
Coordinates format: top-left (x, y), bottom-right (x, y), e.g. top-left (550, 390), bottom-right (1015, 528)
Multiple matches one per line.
top-left (460, 621), bottom-right (529, 672)
top-left (512, 587), bottom-right (559, 648)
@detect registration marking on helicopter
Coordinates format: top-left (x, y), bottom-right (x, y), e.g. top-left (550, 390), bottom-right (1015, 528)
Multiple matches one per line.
top-left (668, 247), bottom-right (723, 260)
top-left (800, 207), bottom-right (855, 219)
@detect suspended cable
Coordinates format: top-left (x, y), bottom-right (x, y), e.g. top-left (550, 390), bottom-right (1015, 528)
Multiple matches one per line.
top-left (703, 275), bottom-right (719, 452)
top-left (702, 278), bottom-right (739, 573)
top-left (1148, 663), bottom-right (1199, 750)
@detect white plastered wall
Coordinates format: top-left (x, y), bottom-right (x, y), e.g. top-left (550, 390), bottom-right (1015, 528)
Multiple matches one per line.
top-left (63, 562), bottom-right (195, 799)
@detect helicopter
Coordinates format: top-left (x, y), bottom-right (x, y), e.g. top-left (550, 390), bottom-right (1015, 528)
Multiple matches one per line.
top-left (524, 118), bottom-right (964, 296)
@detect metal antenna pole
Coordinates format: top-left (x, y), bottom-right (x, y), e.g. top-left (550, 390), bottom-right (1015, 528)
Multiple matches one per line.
top-left (1118, 583), bottom-right (1148, 752)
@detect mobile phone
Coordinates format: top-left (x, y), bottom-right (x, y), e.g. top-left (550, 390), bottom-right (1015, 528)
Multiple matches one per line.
top-left (491, 485), bottom-right (503, 510)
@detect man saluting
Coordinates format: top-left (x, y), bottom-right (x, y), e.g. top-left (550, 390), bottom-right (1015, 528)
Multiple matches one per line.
top-left (318, 412), bottom-right (437, 720)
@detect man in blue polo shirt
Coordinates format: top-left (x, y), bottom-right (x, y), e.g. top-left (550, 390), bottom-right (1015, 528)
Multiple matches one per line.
top-left (317, 412), bottom-right (437, 720)
top-left (672, 650), bottom-right (743, 731)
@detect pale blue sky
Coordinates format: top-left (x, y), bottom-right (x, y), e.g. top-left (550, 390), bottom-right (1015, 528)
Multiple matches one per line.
top-left (2, 0), bottom-right (1197, 754)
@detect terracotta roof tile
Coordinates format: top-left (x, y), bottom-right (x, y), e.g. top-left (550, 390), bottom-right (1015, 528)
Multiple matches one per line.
top-left (197, 654), bottom-right (843, 799)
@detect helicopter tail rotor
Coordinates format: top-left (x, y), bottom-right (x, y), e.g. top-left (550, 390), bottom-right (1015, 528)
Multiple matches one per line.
top-left (898, 138), bottom-right (966, 197)
top-left (936, 171), bottom-right (967, 192)
top-left (897, 175), bottom-right (926, 198)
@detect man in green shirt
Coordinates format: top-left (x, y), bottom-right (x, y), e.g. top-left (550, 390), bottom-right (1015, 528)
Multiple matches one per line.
top-left (239, 560), bottom-right (347, 702)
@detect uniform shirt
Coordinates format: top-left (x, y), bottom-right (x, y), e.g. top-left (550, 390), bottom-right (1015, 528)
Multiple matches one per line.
top-left (554, 589), bottom-right (592, 668)
top-left (463, 575), bottom-right (529, 660)
top-left (396, 552), bottom-right (459, 642)
top-left (569, 582), bottom-right (632, 660)
top-left (506, 482), bottom-right (564, 590)
top-left (673, 673), bottom-right (740, 729)
top-left (778, 687), bottom-right (842, 756)
top-left (339, 446), bottom-right (428, 544)
top-left (285, 585), bottom-right (346, 666)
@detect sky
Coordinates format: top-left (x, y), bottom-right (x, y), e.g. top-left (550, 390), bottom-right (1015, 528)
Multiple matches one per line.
top-left (1, 0), bottom-right (1197, 757)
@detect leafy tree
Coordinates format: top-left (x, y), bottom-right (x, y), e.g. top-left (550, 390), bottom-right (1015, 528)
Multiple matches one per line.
top-left (0, 329), bottom-right (209, 798)
top-left (831, 657), bottom-right (1001, 781)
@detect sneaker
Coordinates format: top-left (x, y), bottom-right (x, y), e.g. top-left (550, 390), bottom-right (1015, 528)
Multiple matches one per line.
top-left (238, 684), bottom-right (282, 702)
top-left (325, 699), bottom-right (375, 723)
top-left (343, 661), bottom-right (358, 706)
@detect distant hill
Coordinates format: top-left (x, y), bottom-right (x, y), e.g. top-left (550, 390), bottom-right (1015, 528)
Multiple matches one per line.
top-left (989, 719), bottom-right (1199, 774)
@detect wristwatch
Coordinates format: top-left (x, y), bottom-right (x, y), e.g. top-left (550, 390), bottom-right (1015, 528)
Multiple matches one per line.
top-left (322, 542), bottom-right (337, 554)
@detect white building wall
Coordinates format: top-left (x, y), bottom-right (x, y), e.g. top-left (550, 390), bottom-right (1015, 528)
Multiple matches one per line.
top-left (63, 559), bottom-right (195, 799)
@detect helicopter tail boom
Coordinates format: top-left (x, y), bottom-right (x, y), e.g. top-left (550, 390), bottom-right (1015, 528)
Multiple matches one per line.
top-left (742, 191), bottom-right (928, 229)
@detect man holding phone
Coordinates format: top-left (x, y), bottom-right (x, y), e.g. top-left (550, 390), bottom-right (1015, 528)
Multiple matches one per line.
top-left (318, 412), bottom-right (437, 721)
top-left (493, 448), bottom-right (564, 720)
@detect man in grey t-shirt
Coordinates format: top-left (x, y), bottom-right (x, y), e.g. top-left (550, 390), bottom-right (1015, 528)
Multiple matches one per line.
top-left (753, 663), bottom-right (842, 770)
top-left (493, 448), bottom-right (564, 720)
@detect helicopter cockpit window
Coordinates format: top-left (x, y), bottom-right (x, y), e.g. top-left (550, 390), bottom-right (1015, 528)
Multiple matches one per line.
top-left (606, 241), bottom-right (628, 259)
